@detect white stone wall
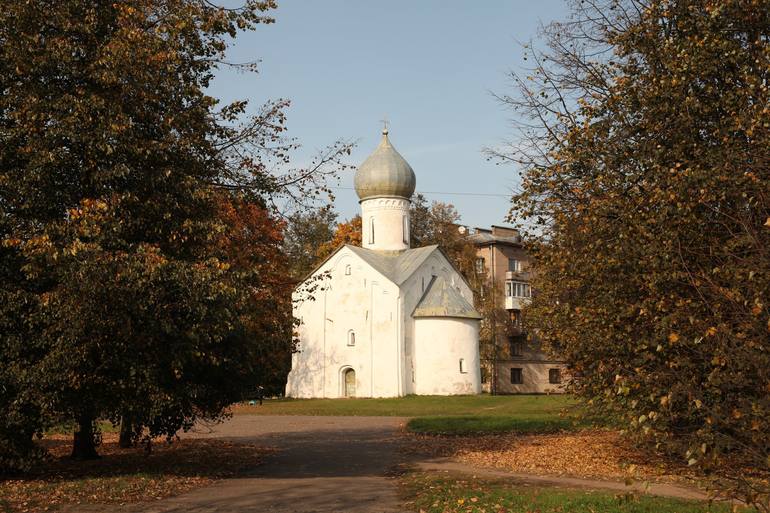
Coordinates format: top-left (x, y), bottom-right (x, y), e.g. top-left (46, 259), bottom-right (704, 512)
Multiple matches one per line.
top-left (413, 317), bottom-right (481, 395)
top-left (361, 197), bottom-right (410, 251)
top-left (286, 247), bottom-right (402, 398)
top-left (400, 252), bottom-right (477, 395)
top-left (286, 246), bottom-right (481, 398)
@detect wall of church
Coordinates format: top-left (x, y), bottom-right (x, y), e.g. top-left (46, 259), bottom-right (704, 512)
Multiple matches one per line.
top-left (286, 247), bottom-right (403, 398)
top-left (413, 317), bottom-right (481, 395)
top-left (400, 252), bottom-right (479, 395)
top-left (361, 197), bottom-right (410, 251)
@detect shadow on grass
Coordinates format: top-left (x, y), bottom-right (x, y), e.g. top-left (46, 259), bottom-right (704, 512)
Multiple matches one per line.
top-left (25, 434), bottom-right (272, 481)
top-left (1, 433), bottom-right (274, 511)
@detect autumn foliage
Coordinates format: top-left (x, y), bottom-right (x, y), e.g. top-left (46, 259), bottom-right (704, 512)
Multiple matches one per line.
top-left (498, 0), bottom-right (770, 507)
top-left (0, 0), bottom-right (339, 470)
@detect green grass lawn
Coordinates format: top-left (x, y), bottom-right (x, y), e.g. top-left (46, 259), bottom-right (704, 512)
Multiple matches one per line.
top-left (46, 420), bottom-right (118, 436)
top-left (407, 415), bottom-right (577, 435)
top-left (234, 394), bottom-right (580, 434)
top-left (235, 394), bottom-right (575, 417)
top-left (401, 473), bottom-right (744, 513)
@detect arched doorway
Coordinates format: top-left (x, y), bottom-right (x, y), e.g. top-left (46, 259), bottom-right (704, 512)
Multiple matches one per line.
top-left (343, 368), bottom-right (356, 398)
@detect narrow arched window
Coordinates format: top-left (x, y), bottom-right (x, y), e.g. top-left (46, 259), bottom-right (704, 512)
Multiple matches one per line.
top-left (459, 358), bottom-right (467, 373)
top-left (347, 330), bottom-right (356, 346)
top-left (402, 215), bottom-right (408, 244)
top-left (345, 264), bottom-right (351, 275)
top-left (369, 217), bottom-right (375, 244)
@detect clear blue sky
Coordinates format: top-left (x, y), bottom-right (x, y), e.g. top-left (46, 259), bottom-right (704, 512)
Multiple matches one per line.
top-left (209, 0), bottom-right (568, 228)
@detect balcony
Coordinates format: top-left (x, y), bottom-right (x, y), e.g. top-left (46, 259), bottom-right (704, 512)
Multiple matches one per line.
top-left (505, 296), bottom-right (530, 310)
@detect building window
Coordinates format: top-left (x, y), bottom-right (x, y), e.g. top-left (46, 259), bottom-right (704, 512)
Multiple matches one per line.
top-left (459, 358), bottom-right (467, 373)
top-left (510, 367), bottom-right (523, 384)
top-left (505, 281), bottom-right (531, 298)
top-left (509, 336), bottom-right (523, 357)
top-left (347, 330), bottom-right (356, 346)
top-left (369, 217), bottom-right (375, 244)
top-left (403, 215), bottom-right (409, 245)
top-left (480, 367), bottom-right (489, 384)
top-left (508, 258), bottom-right (521, 272)
top-left (345, 264), bottom-right (351, 275)
top-left (475, 257), bottom-right (485, 274)
top-left (549, 368), bottom-right (562, 384)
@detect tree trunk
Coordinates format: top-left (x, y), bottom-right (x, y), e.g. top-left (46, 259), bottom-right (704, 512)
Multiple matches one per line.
top-left (71, 415), bottom-right (99, 460)
top-left (118, 416), bottom-right (133, 449)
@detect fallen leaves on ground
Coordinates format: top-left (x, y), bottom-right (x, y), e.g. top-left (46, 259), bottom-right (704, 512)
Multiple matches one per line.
top-left (408, 429), bottom-right (694, 483)
top-left (0, 432), bottom-right (275, 512)
top-left (400, 472), bottom-right (735, 513)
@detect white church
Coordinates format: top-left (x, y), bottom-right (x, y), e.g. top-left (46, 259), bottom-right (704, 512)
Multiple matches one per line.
top-left (285, 128), bottom-right (482, 398)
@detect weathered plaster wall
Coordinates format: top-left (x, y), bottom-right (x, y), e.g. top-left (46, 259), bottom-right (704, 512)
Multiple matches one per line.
top-left (361, 197), bottom-right (410, 251)
top-left (287, 247), bottom-right (481, 398)
top-left (401, 252), bottom-right (479, 395)
top-left (413, 317), bottom-right (481, 395)
top-left (286, 247), bottom-right (400, 398)
top-left (494, 361), bottom-right (567, 394)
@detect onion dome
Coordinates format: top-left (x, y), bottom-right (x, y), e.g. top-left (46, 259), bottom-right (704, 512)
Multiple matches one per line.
top-left (354, 128), bottom-right (416, 201)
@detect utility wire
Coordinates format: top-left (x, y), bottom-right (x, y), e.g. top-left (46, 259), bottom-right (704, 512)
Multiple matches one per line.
top-left (330, 186), bottom-right (510, 198)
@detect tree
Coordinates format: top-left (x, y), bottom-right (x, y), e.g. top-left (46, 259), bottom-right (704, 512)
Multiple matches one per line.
top-left (282, 206), bottom-right (338, 279)
top-left (0, 0), bottom-right (349, 465)
top-left (493, 0), bottom-right (770, 507)
top-left (410, 195), bottom-right (478, 281)
top-left (316, 215), bottom-right (362, 262)
top-left (409, 194), bottom-right (434, 248)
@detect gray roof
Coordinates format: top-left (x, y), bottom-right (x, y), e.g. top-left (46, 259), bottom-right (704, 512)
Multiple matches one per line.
top-left (354, 130), bottom-right (416, 200)
top-left (413, 276), bottom-right (482, 319)
top-left (346, 244), bottom-right (437, 285)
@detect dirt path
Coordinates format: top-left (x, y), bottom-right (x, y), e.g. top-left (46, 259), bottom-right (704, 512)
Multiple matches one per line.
top-left (132, 416), bottom-right (411, 513)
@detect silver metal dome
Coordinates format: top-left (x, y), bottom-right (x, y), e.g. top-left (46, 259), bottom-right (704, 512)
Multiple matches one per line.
top-left (354, 129), bottom-right (416, 201)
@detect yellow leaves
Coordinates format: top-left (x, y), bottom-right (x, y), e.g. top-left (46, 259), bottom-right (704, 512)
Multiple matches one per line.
top-left (751, 303), bottom-right (763, 316)
top-left (694, 399), bottom-right (702, 409)
top-left (765, 217), bottom-right (770, 227)
top-left (660, 395), bottom-right (670, 407)
top-left (1, 237), bottom-right (22, 248)
top-left (706, 327), bottom-right (717, 337)
top-left (731, 409), bottom-right (743, 420)
top-left (668, 332), bottom-right (680, 343)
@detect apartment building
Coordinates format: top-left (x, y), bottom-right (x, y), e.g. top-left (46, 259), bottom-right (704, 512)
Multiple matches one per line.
top-left (467, 225), bottom-right (566, 394)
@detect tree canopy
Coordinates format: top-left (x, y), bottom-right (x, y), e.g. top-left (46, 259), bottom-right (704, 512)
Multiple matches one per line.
top-left (0, 0), bottom-right (348, 467)
top-left (495, 0), bottom-right (770, 507)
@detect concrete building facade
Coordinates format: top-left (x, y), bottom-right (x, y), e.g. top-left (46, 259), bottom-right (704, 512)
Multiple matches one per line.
top-left (469, 225), bottom-right (566, 394)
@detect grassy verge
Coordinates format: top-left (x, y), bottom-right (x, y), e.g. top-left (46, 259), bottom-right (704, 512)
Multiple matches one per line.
top-left (45, 420), bottom-right (118, 436)
top-left (233, 394), bottom-right (576, 418)
top-left (401, 473), bottom-right (743, 513)
top-left (407, 415), bottom-right (575, 435)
